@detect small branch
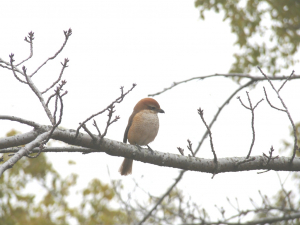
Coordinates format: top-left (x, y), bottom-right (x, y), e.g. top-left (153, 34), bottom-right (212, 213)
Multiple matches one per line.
top-left (26, 91), bottom-right (65, 158)
top-left (138, 171), bottom-right (185, 225)
top-left (187, 139), bottom-right (195, 157)
top-left (41, 58), bottom-right (69, 94)
top-left (93, 120), bottom-right (101, 136)
top-left (100, 106), bottom-right (120, 139)
top-left (75, 83), bottom-right (136, 138)
top-left (30, 28), bottom-right (72, 77)
top-left (0, 115), bottom-right (41, 128)
top-left (45, 80), bottom-right (67, 107)
top-left (0, 146), bottom-right (93, 153)
top-left (0, 131), bottom-right (51, 178)
top-left (263, 146), bottom-right (278, 165)
top-left (16, 31), bottom-right (34, 66)
top-left (9, 54), bottom-right (27, 84)
top-left (81, 123), bottom-right (97, 142)
top-left (263, 87), bottom-right (285, 112)
top-left (198, 108), bottom-right (217, 164)
top-left (258, 67), bottom-right (298, 164)
top-left (276, 172), bottom-right (294, 210)
top-left (278, 70), bottom-right (295, 92)
top-left (237, 92), bottom-right (263, 159)
top-left (149, 73), bottom-right (300, 97)
top-left (177, 147), bottom-right (184, 156)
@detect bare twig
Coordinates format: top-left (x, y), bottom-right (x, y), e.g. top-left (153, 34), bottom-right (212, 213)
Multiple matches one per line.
top-left (138, 171), bottom-right (185, 225)
top-left (187, 139), bottom-right (195, 157)
top-left (75, 84), bottom-right (136, 138)
top-left (93, 120), bottom-right (101, 136)
top-left (177, 147), bottom-right (184, 156)
top-left (263, 146), bottom-right (278, 165)
top-left (46, 80), bottom-right (67, 107)
top-left (41, 58), bottom-right (69, 94)
top-left (198, 108), bottom-right (217, 164)
top-left (16, 31), bottom-right (34, 66)
top-left (276, 172), bottom-right (294, 210)
top-left (149, 73), bottom-right (300, 97)
top-left (9, 54), bottom-right (27, 84)
top-left (100, 106), bottom-right (120, 139)
top-left (263, 87), bottom-right (285, 112)
top-left (81, 123), bottom-right (97, 142)
top-left (258, 67), bottom-right (298, 164)
top-left (237, 92), bottom-right (263, 159)
top-left (0, 115), bottom-right (40, 128)
top-left (278, 70), bottom-right (295, 92)
top-left (30, 28), bottom-right (72, 77)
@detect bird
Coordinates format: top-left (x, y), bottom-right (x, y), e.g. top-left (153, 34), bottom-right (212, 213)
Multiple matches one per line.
top-left (119, 98), bottom-right (164, 176)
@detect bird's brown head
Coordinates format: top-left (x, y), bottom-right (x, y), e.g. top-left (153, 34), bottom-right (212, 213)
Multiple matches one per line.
top-left (134, 98), bottom-right (165, 114)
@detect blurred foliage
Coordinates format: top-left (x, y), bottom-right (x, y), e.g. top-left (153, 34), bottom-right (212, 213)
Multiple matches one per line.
top-left (195, 0), bottom-right (300, 76)
top-left (0, 130), bottom-right (130, 225)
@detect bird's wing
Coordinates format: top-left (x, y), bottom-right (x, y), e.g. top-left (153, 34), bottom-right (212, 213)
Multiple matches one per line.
top-left (123, 112), bottom-right (136, 143)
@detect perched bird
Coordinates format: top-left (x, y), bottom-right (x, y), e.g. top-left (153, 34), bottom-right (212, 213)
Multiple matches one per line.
top-left (119, 98), bottom-right (164, 176)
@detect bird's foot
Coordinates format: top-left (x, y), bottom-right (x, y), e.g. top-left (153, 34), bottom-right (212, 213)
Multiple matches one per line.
top-left (135, 144), bottom-right (142, 151)
top-left (147, 145), bottom-right (154, 154)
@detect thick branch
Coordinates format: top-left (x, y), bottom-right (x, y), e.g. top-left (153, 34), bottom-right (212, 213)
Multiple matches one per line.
top-left (181, 212), bottom-right (300, 225)
top-left (1, 128), bottom-right (300, 174)
top-left (0, 131), bottom-right (51, 177)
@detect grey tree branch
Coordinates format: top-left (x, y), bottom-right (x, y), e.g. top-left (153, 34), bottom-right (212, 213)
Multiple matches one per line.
top-left (0, 131), bottom-right (51, 177)
top-left (23, 67), bottom-right (55, 125)
top-left (2, 128), bottom-right (300, 177)
top-left (148, 74), bottom-right (300, 97)
top-left (180, 212), bottom-right (300, 225)
top-left (0, 115), bottom-right (41, 128)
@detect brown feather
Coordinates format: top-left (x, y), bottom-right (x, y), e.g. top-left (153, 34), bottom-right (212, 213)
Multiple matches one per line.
top-left (119, 158), bottom-right (133, 175)
top-left (123, 112), bottom-right (136, 143)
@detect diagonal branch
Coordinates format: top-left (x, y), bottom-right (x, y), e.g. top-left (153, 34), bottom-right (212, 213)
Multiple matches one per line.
top-left (23, 66), bottom-right (55, 125)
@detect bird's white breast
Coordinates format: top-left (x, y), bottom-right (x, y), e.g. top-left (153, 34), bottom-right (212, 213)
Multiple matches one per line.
top-left (128, 110), bottom-right (159, 145)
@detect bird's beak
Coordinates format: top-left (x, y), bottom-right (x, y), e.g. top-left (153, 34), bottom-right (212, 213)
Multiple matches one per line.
top-left (158, 109), bottom-right (165, 113)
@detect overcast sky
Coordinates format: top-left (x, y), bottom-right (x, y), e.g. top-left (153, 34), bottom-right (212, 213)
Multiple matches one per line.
top-left (1, 0), bottom-right (300, 219)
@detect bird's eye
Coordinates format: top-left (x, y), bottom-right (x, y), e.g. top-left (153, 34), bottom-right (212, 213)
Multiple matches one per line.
top-left (149, 106), bottom-right (156, 110)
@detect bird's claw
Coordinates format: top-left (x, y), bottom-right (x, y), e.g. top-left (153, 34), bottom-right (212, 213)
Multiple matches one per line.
top-left (147, 145), bottom-right (154, 154)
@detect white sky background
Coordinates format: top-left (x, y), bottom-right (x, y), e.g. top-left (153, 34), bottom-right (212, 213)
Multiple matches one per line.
top-left (1, 0), bottom-right (300, 221)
